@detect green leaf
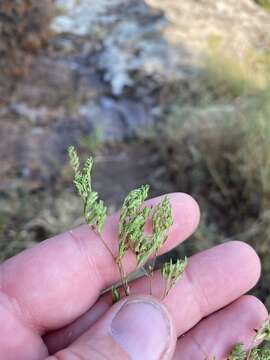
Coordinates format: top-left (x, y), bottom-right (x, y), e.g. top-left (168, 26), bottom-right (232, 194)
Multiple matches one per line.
top-left (111, 285), bottom-right (121, 304)
top-left (119, 184), bottom-right (150, 237)
top-left (68, 146), bottom-right (107, 234)
top-left (227, 343), bottom-right (246, 360)
top-left (152, 195), bottom-right (173, 239)
top-left (118, 185), bottom-right (151, 262)
top-left (68, 145), bottom-right (80, 174)
top-left (161, 257), bottom-right (187, 297)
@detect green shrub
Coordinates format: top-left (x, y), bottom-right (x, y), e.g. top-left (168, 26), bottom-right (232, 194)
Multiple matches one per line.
top-left (201, 38), bottom-right (270, 99)
top-left (255, 0), bottom-right (270, 12)
top-left (154, 86), bottom-right (270, 305)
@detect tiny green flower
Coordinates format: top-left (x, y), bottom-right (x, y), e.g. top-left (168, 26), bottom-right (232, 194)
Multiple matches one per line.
top-left (118, 185), bottom-right (151, 262)
top-left (161, 257), bottom-right (187, 298)
top-left (68, 145), bottom-right (80, 174)
top-left (119, 184), bottom-right (150, 237)
top-left (152, 195), bottom-right (173, 251)
top-left (69, 148), bottom-right (183, 300)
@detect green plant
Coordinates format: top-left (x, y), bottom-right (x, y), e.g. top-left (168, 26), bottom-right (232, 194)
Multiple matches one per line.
top-left (228, 343), bottom-right (247, 360)
top-left (68, 146), bottom-right (270, 358)
top-left (161, 257), bottom-right (187, 298)
top-left (227, 317), bottom-right (270, 359)
top-left (255, 0), bottom-right (270, 12)
top-left (68, 146), bottom-right (186, 301)
top-left (154, 86), bottom-right (270, 302)
top-left (202, 37), bottom-right (270, 99)
top-left (147, 95), bottom-right (270, 358)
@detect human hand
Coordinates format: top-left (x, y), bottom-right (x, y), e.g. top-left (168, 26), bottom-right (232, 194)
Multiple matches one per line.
top-left (0, 193), bottom-right (267, 359)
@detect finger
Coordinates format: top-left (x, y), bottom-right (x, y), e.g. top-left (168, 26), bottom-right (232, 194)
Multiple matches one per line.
top-left (47, 296), bottom-right (176, 360)
top-left (0, 193), bottom-right (200, 332)
top-left (0, 292), bottom-right (48, 360)
top-left (45, 241), bottom-right (260, 353)
top-left (173, 295), bottom-right (268, 360)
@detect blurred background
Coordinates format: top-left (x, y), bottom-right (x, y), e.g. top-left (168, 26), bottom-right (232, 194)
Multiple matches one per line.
top-left (0, 0), bottom-right (270, 310)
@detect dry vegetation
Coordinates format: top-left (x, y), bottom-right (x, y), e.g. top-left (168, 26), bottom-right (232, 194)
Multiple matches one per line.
top-left (255, 0), bottom-right (270, 11)
top-left (0, 0), bottom-right (54, 102)
top-left (152, 46), bottom-right (270, 314)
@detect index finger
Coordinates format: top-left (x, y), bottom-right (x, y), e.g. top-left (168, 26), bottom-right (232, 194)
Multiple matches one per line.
top-left (0, 193), bottom-right (200, 333)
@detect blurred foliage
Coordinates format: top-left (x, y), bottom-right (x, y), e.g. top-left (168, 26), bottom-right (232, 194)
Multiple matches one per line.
top-left (152, 49), bottom-right (270, 306)
top-left (0, 189), bottom-right (83, 262)
top-left (0, 0), bottom-right (54, 79)
top-left (255, 0), bottom-right (270, 12)
top-left (202, 35), bottom-right (270, 99)
top-left (0, 0), bottom-right (55, 103)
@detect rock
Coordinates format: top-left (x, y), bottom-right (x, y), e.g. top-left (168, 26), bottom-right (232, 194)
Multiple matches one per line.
top-left (13, 58), bottom-right (77, 108)
top-left (1, 0), bottom-right (270, 191)
top-left (52, 0), bottom-right (125, 35)
top-left (97, 14), bottom-right (183, 96)
top-left (79, 97), bottom-right (154, 140)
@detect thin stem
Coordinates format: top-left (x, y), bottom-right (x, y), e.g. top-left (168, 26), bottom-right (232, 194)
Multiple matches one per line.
top-left (148, 253), bottom-right (158, 296)
top-left (117, 257), bottom-right (130, 296)
top-left (96, 231), bottom-right (115, 259)
top-left (246, 340), bottom-right (253, 360)
top-left (96, 230), bottom-right (130, 296)
top-left (247, 342), bottom-right (254, 360)
top-left (246, 317), bottom-right (268, 360)
top-left (149, 272), bottom-right (153, 296)
top-left (162, 286), bottom-right (168, 300)
top-left (162, 281), bottom-right (169, 300)
top-left (138, 249), bottom-right (158, 296)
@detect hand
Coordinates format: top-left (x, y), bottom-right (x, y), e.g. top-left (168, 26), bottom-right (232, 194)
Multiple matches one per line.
top-left (0, 193), bottom-right (267, 360)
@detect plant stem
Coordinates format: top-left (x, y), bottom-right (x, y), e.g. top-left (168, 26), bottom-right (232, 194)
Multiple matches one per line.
top-left (97, 231), bottom-right (130, 296)
top-left (117, 257), bottom-right (130, 296)
top-left (246, 345), bottom-right (254, 360)
top-left (148, 254), bottom-right (157, 296)
top-left (162, 282), bottom-right (169, 300)
top-left (96, 231), bottom-right (115, 259)
top-left (149, 267), bottom-right (153, 295)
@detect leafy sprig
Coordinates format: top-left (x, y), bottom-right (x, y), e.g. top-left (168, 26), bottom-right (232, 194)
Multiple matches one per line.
top-left (68, 147), bottom-right (269, 359)
top-left (68, 146), bottom-right (188, 302)
top-left (254, 318), bottom-right (270, 343)
top-left (152, 195), bottom-right (174, 251)
top-left (68, 146), bottom-right (107, 235)
top-left (228, 343), bottom-right (247, 360)
top-left (161, 257), bottom-right (188, 298)
top-left (227, 317), bottom-right (270, 360)
top-left (118, 185), bottom-right (151, 264)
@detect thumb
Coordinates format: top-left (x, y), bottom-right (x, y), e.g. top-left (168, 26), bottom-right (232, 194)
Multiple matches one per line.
top-left (48, 296), bottom-right (177, 360)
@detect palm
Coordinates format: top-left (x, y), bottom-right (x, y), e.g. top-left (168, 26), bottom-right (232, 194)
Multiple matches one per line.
top-left (0, 194), bottom-right (266, 359)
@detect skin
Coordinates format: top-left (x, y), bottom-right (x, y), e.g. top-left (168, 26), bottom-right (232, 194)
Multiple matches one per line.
top-left (0, 193), bottom-right (267, 359)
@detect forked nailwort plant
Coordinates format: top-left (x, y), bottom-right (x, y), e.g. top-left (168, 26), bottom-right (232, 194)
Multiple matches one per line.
top-left (68, 146), bottom-right (186, 302)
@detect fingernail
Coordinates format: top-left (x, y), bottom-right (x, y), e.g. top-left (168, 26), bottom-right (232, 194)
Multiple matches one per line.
top-left (110, 299), bottom-right (171, 360)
